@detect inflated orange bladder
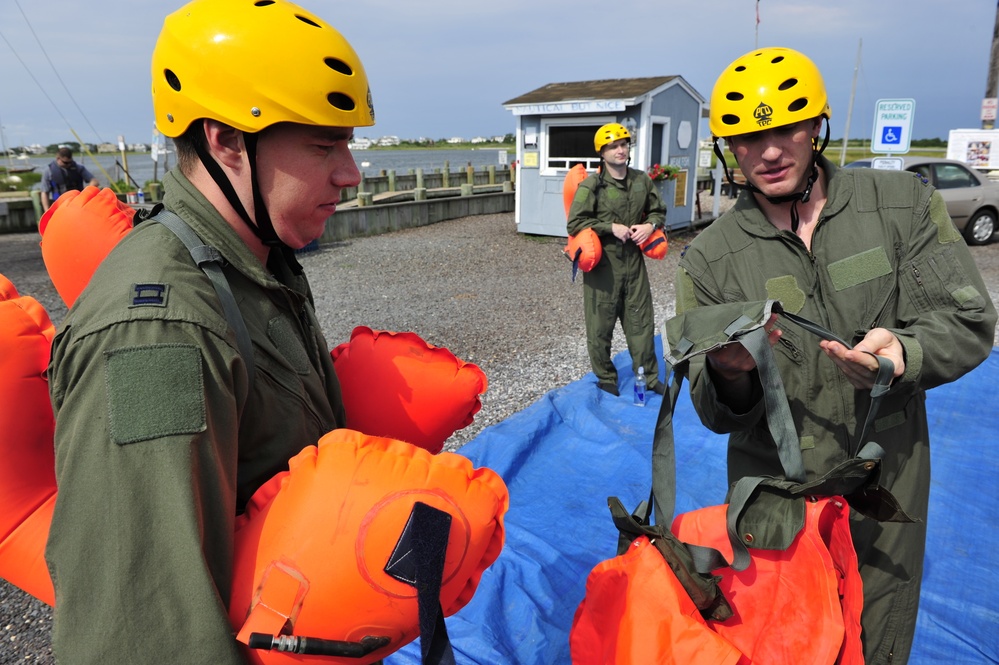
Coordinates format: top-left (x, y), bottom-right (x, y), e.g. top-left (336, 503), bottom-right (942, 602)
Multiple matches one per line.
top-left (230, 428), bottom-right (509, 665)
top-left (570, 535), bottom-right (743, 665)
top-left (331, 326), bottom-right (487, 454)
top-left (563, 228), bottom-right (603, 276)
top-left (0, 274), bottom-right (57, 605)
top-left (39, 186), bottom-right (135, 308)
top-left (671, 496), bottom-right (863, 665)
top-left (640, 228), bottom-right (668, 260)
top-left (563, 163), bottom-right (589, 218)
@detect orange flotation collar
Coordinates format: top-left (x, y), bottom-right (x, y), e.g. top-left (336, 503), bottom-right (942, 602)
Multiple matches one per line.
top-left (331, 326), bottom-right (487, 454)
top-left (0, 275), bottom-right (56, 605)
top-left (230, 429), bottom-right (508, 664)
top-left (39, 186), bottom-right (135, 308)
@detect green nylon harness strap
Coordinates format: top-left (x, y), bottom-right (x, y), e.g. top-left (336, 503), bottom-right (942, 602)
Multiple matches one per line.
top-left (639, 299), bottom-right (900, 573)
top-left (147, 207), bottom-right (256, 389)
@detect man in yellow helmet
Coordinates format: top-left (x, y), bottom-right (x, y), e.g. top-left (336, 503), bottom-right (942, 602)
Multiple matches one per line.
top-left (567, 122), bottom-right (667, 396)
top-left (44, 1), bottom-right (374, 661)
top-left (676, 47), bottom-right (995, 663)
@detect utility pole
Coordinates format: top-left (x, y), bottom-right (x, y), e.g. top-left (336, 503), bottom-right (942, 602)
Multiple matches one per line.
top-left (984, 0), bottom-right (999, 129)
top-left (840, 39), bottom-right (862, 166)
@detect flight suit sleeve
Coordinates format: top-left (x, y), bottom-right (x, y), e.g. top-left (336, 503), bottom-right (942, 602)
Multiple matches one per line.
top-left (46, 319), bottom-right (250, 665)
top-left (675, 262), bottom-right (766, 434)
top-left (887, 186), bottom-right (997, 391)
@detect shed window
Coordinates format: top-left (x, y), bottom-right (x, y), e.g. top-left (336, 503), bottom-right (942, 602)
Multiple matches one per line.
top-left (546, 124), bottom-right (603, 171)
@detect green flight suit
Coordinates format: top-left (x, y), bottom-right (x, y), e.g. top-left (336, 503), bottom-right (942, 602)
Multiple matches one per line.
top-left (567, 167), bottom-right (666, 393)
top-left (45, 169), bottom-right (345, 664)
top-left (675, 157), bottom-right (997, 664)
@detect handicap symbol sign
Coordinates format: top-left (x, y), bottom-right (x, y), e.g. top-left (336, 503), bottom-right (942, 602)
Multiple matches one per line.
top-left (881, 126), bottom-right (902, 145)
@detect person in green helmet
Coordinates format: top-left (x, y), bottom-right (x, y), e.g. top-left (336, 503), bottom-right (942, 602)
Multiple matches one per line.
top-left (676, 47), bottom-right (996, 664)
top-left (567, 122), bottom-right (667, 397)
top-left (44, 0), bottom-right (374, 662)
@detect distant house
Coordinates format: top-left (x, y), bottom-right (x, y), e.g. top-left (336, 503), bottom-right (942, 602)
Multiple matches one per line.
top-left (503, 75), bottom-right (705, 236)
top-left (349, 137), bottom-right (372, 150)
top-left (377, 135), bottom-right (400, 147)
top-left (446, 137), bottom-right (465, 144)
top-left (470, 136), bottom-right (489, 144)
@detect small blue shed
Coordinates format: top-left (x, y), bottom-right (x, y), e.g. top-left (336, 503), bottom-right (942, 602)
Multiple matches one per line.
top-left (503, 75), bottom-right (706, 237)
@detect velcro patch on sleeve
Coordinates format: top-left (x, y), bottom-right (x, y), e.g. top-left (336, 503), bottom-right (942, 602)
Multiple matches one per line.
top-left (105, 344), bottom-right (206, 445)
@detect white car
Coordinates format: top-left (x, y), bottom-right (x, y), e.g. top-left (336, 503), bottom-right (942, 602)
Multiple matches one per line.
top-left (844, 157), bottom-right (999, 245)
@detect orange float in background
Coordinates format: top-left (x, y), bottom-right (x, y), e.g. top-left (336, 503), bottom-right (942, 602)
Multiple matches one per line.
top-left (0, 274), bottom-right (57, 605)
top-left (39, 186), bottom-right (135, 308)
top-left (230, 429), bottom-right (508, 665)
top-left (331, 326), bottom-right (487, 454)
top-left (640, 228), bottom-right (669, 260)
top-left (563, 228), bottom-right (603, 276)
top-left (562, 163), bottom-right (589, 218)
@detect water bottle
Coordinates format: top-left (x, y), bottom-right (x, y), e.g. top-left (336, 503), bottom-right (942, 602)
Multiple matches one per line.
top-left (137, 190), bottom-right (145, 204)
top-left (634, 366), bottom-right (646, 407)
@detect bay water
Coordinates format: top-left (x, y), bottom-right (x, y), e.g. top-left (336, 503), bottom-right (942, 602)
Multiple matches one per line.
top-left (13, 147), bottom-right (511, 189)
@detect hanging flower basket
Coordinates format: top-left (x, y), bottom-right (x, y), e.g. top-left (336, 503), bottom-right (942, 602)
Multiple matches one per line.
top-left (648, 163), bottom-right (680, 182)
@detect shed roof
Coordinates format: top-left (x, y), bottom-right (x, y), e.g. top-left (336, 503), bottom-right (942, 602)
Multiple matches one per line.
top-left (503, 76), bottom-right (680, 106)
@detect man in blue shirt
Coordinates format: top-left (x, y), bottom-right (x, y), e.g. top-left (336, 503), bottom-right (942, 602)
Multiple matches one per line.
top-left (40, 147), bottom-right (98, 210)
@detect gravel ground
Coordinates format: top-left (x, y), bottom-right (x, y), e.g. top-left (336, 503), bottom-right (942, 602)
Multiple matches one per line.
top-left (2, 194), bottom-right (998, 662)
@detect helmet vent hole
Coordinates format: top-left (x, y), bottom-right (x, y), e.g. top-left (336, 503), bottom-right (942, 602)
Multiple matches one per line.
top-left (778, 78), bottom-right (798, 91)
top-left (295, 14), bottom-right (321, 28)
top-left (324, 57), bottom-right (353, 76)
top-left (726, 92), bottom-right (744, 101)
top-left (788, 98), bottom-right (808, 113)
top-left (165, 69), bottom-right (181, 92)
top-left (253, 0), bottom-right (275, 6)
top-left (327, 92), bottom-right (356, 112)
top-left (771, 55), bottom-right (785, 64)
top-left (734, 65), bottom-right (747, 72)
top-left (721, 114), bottom-right (741, 126)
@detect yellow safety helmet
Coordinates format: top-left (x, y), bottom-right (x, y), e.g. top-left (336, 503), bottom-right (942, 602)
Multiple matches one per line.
top-left (593, 123), bottom-right (631, 153)
top-left (709, 47), bottom-right (830, 138)
top-left (151, 0), bottom-right (375, 138)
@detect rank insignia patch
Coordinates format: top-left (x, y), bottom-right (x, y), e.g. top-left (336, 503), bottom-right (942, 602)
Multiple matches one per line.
top-left (131, 283), bottom-right (169, 308)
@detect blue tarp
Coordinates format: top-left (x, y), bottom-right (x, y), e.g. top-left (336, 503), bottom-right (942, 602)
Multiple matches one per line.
top-left (388, 342), bottom-right (999, 665)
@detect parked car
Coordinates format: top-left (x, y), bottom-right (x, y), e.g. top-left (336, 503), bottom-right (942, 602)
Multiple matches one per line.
top-left (843, 157), bottom-right (998, 245)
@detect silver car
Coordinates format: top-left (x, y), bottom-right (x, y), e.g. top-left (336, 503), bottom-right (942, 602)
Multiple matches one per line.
top-left (844, 157), bottom-right (999, 245)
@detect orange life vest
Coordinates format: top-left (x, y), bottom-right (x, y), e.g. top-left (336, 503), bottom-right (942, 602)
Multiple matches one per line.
top-left (671, 496), bottom-right (864, 664)
top-left (570, 496), bottom-right (862, 665)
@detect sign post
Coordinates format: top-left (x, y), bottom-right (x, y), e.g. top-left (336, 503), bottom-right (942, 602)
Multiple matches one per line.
top-left (870, 98), bottom-right (915, 170)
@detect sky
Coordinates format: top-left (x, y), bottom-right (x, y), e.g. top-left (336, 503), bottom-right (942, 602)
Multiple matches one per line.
top-left (0, 0), bottom-right (995, 150)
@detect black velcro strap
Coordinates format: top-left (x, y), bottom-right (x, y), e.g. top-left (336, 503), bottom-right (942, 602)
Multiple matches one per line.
top-left (384, 502), bottom-right (456, 665)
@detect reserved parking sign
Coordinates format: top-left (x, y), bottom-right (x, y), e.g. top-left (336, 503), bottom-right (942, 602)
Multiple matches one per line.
top-left (872, 99), bottom-right (915, 153)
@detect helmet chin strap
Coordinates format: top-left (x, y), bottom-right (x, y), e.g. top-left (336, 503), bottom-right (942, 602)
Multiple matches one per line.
top-left (194, 131), bottom-right (304, 273)
top-left (715, 119), bottom-right (830, 233)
